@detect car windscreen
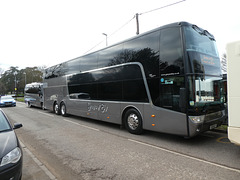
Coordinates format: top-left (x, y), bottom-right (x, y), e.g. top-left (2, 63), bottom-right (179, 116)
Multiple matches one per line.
top-left (1, 96), bottom-right (14, 100)
top-left (0, 111), bottom-right (11, 132)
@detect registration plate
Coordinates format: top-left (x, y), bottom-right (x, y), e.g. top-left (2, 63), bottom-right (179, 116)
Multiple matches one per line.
top-left (210, 124), bottom-right (217, 130)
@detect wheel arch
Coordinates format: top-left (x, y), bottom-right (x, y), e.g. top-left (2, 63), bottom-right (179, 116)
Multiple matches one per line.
top-left (53, 101), bottom-right (58, 111)
top-left (121, 105), bottom-right (143, 128)
top-left (60, 100), bottom-right (66, 106)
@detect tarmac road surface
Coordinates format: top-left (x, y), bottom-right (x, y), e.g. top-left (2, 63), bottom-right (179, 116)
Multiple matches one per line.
top-left (3, 102), bottom-right (240, 180)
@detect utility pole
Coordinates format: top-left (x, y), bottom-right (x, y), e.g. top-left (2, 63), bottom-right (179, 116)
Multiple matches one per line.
top-left (136, 13), bottom-right (139, 35)
top-left (102, 33), bottom-right (108, 46)
top-left (14, 72), bottom-right (17, 95)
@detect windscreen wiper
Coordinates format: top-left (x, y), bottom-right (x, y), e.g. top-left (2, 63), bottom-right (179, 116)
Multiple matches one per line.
top-left (203, 30), bottom-right (215, 41)
top-left (192, 25), bottom-right (215, 41)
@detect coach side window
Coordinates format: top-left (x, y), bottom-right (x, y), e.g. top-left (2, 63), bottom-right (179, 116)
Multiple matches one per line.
top-left (159, 28), bottom-right (184, 76)
top-left (80, 53), bottom-right (98, 72)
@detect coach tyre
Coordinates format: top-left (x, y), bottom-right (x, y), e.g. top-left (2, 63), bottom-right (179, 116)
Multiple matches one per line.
top-left (124, 108), bottom-right (143, 135)
top-left (27, 102), bottom-right (31, 108)
top-left (41, 102), bottom-right (45, 110)
top-left (54, 102), bottom-right (60, 115)
top-left (60, 102), bottom-right (67, 117)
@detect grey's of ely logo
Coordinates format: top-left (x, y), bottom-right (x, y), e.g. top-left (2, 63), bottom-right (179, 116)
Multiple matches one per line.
top-left (87, 103), bottom-right (108, 113)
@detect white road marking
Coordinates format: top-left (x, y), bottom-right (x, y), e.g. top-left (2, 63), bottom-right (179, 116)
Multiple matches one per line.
top-left (128, 138), bottom-right (240, 174)
top-left (38, 111), bottom-right (54, 117)
top-left (63, 119), bottom-right (100, 131)
top-left (18, 101), bottom-right (238, 174)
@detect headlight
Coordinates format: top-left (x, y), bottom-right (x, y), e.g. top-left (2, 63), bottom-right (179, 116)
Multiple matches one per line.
top-left (189, 115), bottom-right (205, 124)
top-left (0, 147), bottom-right (22, 167)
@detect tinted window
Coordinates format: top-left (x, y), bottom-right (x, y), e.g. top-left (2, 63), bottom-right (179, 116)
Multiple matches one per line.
top-left (68, 84), bottom-right (98, 100)
top-left (157, 76), bottom-right (185, 112)
top-left (122, 65), bottom-right (143, 80)
top-left (44, 66), bottom-right (57, 79)
top-left (66, 58), bottom-right (80, 75)
top-left (67, 64), bottom-right (148, 102)
top-left (68, 72), bottom-right (96, 85)
top-left (160, 28), bottom-right (184, 76)
top-left (122, 80), bottom-right (148, 102)
top-left (123, 31), bottom-right (160, 78)
top-left (98, 82), bottom-right (122, 100)
top-left (80, 53), bottom-right (98, 72)
top-left (98, 44), bottom-right (123, 68)
top-left (184, 26), bottom-right (218, 57)
top-left (44, 63), bottom-right (68, 79)
top-left (184, 26), bottom-right (221, 76)
top-left (92, 67), bottom-right (123, 83)
top-left (25, 84), bottom-right (42, 94)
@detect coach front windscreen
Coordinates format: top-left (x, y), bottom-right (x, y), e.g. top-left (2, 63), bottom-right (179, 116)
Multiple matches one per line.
top-left (184, 24), bottom-right (225, 118)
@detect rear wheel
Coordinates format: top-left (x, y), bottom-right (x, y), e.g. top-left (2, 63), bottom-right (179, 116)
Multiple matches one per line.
top-left (60, 102), bottom-right (68, 117)
top-left (124, 108), bottom-right (143, 135)
top-left (27, 102), bottom-right (32, 108)
top-left (54, 102), bottom-right (60, 115)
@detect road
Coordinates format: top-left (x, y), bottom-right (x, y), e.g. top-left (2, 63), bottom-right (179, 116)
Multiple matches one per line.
top-left (3, 102), bottom-right (240, 180)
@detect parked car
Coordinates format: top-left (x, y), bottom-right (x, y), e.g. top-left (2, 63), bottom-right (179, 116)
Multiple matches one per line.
top-left (0, 96), bottom-right (16, 107)
top-left (0, 109), bottom-right (23, 180)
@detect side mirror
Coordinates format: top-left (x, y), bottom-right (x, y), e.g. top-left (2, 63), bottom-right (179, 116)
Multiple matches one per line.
top-left (13, 123), bottom-right (23, 130)
top-left (179, 88), bottom-right (186, 112)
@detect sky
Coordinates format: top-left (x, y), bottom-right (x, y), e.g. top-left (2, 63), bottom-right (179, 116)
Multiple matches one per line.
top-left (0, 0), bottom-right (240, 71)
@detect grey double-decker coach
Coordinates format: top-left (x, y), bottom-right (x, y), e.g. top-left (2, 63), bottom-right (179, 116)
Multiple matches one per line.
top-left (43, 22), bottom-right (226, 137)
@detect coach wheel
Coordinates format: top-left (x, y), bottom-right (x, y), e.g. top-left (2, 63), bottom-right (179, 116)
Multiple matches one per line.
top-left (54, 103), bottom-right (60, 115)
top-left (60, 103), bottom-right (68, 117)
top-left (27, 102), bottom-right (32, 108)
top-left (124, 108), bottom-right (143, 135)
top-left (41, 102), bottom-right (44, 110)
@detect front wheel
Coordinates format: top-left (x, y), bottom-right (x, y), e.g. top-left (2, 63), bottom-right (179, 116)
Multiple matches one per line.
top-left (41, 102), bottom-right (45, 110)
top-left (124, 109), bottom-right (143, 135)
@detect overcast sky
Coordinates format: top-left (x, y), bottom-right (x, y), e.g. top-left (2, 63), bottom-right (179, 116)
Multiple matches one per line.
top-left (1, 0), bottom-right (240, 71)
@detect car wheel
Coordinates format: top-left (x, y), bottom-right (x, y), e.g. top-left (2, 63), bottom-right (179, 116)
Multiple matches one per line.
top-left (54, 102), bottom-right (60, 115)
top-left (60, 102), bottom-right (68, 117)
top-left (124, 108), bottom-right (143, 135)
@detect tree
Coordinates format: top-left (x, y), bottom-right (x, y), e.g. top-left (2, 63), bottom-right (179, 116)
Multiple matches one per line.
top-left (0, 66), bottom-right (19, 94)
top-left (0, 66), bottom-right (44, 95)
top-left (0, 67), bottom-right (4, 77)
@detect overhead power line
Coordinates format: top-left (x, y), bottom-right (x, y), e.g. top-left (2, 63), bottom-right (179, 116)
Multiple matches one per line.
top-left (139, 0), bottom-right (186, 15)
top-left (136, 0), bottom-right (186, 34)
top-left (84, 16), bottom-right (135, 55)
top-left (109, 15), bottom-right (136, 37)
top-left (84, 0), bottom-right (186, 54)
